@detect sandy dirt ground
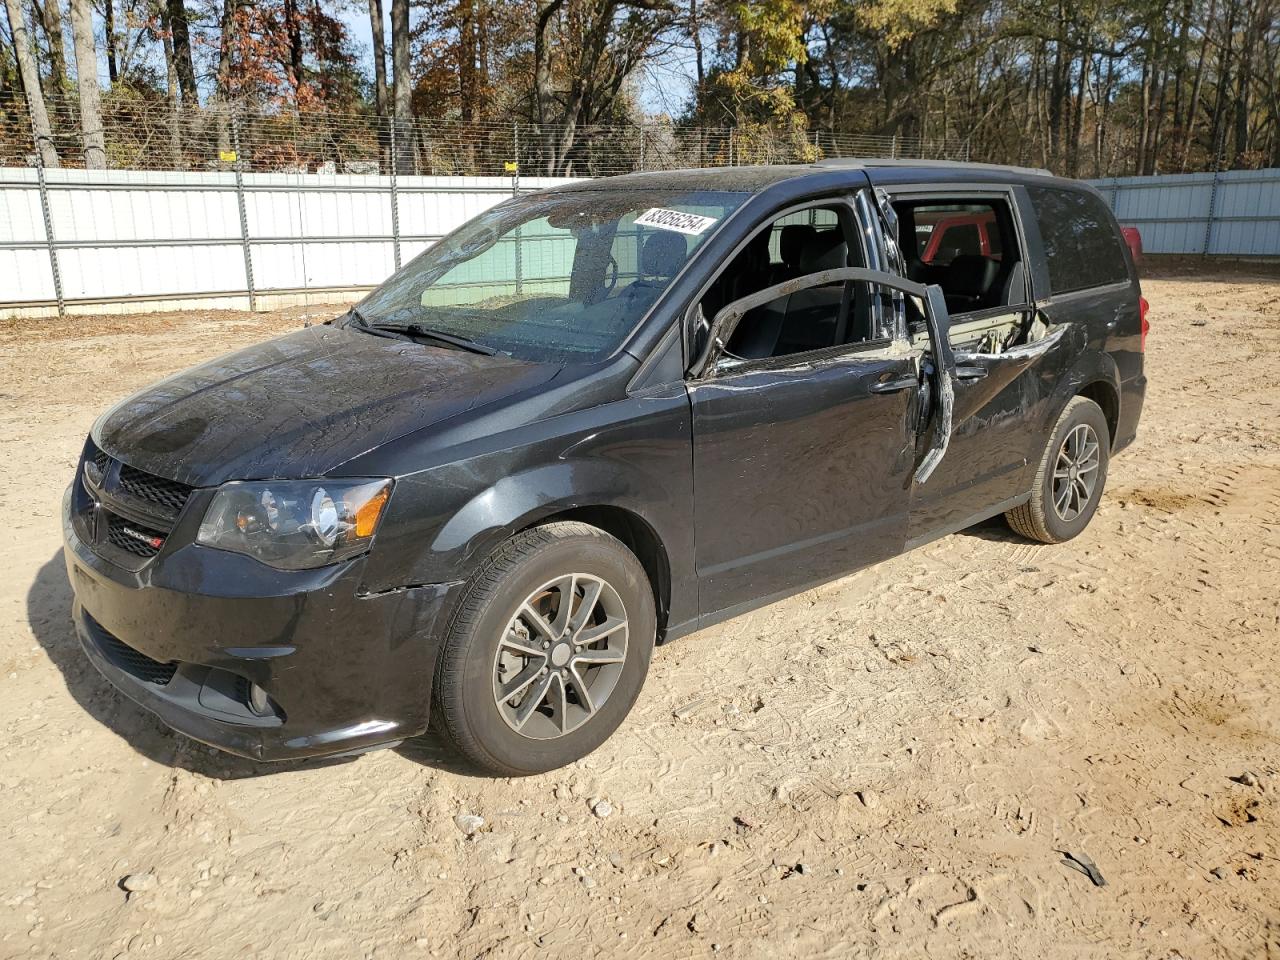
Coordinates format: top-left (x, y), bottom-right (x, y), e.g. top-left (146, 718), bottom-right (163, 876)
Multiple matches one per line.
top-left (2, 266), bottom-right (1278, 960)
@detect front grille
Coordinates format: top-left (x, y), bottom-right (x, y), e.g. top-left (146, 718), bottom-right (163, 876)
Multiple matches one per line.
top-left (105, 513), bottom-right (167, 558)
top-left (118, 464), bottom-right (193, 513)
top-left (87, 614), bottom-right (177, 685)
top-left (91, 446), bottom-right (110, 477)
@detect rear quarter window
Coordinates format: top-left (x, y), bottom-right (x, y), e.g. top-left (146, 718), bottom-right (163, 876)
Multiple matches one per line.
top-left (1027, 186), bottom-right (1129, 294)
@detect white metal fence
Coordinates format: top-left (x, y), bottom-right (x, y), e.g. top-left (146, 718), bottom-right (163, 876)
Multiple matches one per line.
top-left (4, 165), bottom-right (1277, 319)
top-left (0, 167), bottom-right (574, 318)
top-left (1089, 168), bottom-right (1280, 256)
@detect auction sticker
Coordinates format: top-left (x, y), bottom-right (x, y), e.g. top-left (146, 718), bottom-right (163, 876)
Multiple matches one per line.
top-left (634, 208), bottom-right (719, 235)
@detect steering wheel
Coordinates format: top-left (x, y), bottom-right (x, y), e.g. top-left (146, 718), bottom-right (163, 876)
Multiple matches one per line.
top-left (603, 255), bottom-right (619, 295)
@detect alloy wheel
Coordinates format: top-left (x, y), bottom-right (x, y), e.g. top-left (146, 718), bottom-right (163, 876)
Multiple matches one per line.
top-left (492, 573), bottom-right (629, 740)
top-left (1051, 422), bottom-right (1101, 522)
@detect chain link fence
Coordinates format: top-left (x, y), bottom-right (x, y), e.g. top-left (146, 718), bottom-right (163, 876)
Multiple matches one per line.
top-left (0, 91), bottom-right (971, 176)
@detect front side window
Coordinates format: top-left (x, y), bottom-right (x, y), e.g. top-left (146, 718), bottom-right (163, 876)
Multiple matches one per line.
top-left (356, 189), bottom-right (747, 362)
top-left (1026, 186), bottom-right (1129, 294)
top-left (700, 202), bottom-right (881, 363)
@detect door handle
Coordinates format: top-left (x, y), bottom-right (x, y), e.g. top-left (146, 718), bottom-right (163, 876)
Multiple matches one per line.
top-left (954, 364), bottom-right (988, 381)
top-left (870, 375), bottom-right (919, 394)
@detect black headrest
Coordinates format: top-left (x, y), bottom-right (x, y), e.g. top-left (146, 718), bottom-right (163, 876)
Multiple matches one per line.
top-left (798, 229), bottom-right (847, 273)
top-left (779, 225), bottom-right (816, 267)
top-left (640, 231), bottom-right (687, 279)
top-left (945, 255), bottom-right (1000, 298)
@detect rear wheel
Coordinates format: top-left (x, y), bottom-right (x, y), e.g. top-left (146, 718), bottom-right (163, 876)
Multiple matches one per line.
top-left (1006, 396), bottom-right (1110, 543)
top-left (432, 521), bottom-right (656, 775)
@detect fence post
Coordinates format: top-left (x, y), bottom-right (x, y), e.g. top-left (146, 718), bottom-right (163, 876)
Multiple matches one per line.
top-left (728, 129), bottom-right (734, 166)
top-left (231, 117), bottom-right (257, 312)
top-left (890, 134), bottom-right (897, 159)
top-left (512, 123), bottom-right (520, 197)
top-left (31, 127), bottom-right (66, 318)
top-left (1202, 165), bottom-right (1221, 257)
top-left (389, 118), bottom-right (402, 270)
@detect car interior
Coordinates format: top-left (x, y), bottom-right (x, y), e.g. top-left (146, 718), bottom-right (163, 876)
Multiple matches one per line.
top-left (698, 205), bottom-right (879, 362)
top-left (695, 195), bottom-right (1046, 367)
top-left (892, 198), bottom-right (1028, 316)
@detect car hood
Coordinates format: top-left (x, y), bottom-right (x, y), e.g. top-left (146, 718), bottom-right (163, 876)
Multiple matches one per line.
top-left (94, 324), bottom-right (562, 486)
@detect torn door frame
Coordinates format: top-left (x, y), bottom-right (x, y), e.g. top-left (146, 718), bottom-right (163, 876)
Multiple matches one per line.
top-left (689, 266), bottom-right (956, 484)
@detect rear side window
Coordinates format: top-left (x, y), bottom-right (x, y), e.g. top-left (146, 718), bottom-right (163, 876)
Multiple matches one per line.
top-left (1027, 186), bottom-right (1129, 294)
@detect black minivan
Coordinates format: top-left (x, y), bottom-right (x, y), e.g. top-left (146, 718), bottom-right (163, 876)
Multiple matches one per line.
top-left (64, 160), bottom-right (1147, 774)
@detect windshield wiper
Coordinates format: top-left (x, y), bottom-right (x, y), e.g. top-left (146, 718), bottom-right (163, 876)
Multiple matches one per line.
top-left (372, 323), bottom-right (498, 356)
top-left (341, 306), bottom-right (413, 342)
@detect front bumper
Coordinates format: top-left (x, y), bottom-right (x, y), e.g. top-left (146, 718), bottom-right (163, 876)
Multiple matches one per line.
top-left (63, 485), bottom-right (464, 761)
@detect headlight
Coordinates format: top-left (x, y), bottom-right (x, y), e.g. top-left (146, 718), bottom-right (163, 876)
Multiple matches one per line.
top-left (197, 479), bottom-right (392, 570)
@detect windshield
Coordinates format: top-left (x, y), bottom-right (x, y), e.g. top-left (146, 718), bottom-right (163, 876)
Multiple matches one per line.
top-left (354, 189), bottom-right (747, 362)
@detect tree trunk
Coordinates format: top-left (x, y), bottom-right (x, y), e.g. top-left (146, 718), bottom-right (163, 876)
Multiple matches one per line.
top-left (458, 0), bottom-right (476, 121)
top-left (1136, 44), bottom-right (1151, 174)
top-left (70, 0), bottom-right (105, 167)
top-left (33, 0), bottom-right (68, 92)
top-left (158, 2), bottom-right (181, 167)
top-left (5, 0), bottom-right (60, 165)
top-left (1208, 0), bottom-right (1240, 168)
top-left (533, 0), bottom-right (566, 175)
top-left (1231, 0), bottom-right (1257, 166)
top-left (283, 0), bottom-right (305, 105)
top-left (166, 0), bottom-right (197, 105)
top-left (689, 0), bottom-right (704, 107)
top-left (367, 0), bottom-right (387, 116)
top-left (1180, 0), bottom-right (1216, 170)
top-left (390, 0), bottom-right (411, 172)
top-left (104, 0), bottom-right (117, 83)
top-left (215, 0), bottom-right (234, 154)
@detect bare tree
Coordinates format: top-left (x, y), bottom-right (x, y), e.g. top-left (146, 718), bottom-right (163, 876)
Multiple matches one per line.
top-left (367, 0), bottom-right (387, 115)
top-left (5, 0), bottom-right (60, 166)
top-left (70, 0), bottom-right (105, 166)
top-left (535, 0), bottom-right (676, 174)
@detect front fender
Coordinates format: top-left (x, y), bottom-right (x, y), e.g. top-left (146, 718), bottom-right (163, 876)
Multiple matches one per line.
top-left (355, 386), bottom-right (697, 627)
top-left (429, 459), bottom-right (681, 580)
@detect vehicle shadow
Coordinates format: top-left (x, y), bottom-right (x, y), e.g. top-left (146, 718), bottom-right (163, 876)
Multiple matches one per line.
top-left (28, 551), bottom-right (483, 780)
top-left (954, 514), bottom-right (1024, 543)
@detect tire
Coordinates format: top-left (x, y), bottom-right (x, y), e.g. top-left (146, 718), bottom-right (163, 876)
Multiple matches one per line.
top-left (1006, 396), bottom-right (1110, 544)
top-left (431, 521), bottom-right (656, 776)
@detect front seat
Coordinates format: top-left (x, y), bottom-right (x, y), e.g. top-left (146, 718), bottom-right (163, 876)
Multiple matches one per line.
top-left (617, 231), bottom-right (688, 313)
top-left (943, 254), bottom-right (1000, 313)
top-left (774, 224), bottom-right (816, 282)
top-left (634, 231), bottom-right (687, 286)
top-left (774, 230), bottom-right (870, 353)
top-left (728, 229), bottom-right (857, 359)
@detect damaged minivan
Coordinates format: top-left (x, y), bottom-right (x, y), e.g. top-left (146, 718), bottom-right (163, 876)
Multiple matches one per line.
top-left (64, 161), bottom-right (1147, 773)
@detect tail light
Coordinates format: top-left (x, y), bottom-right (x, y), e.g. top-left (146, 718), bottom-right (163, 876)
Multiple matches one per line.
top-left (1139, 296), bottom-right (1150, 352)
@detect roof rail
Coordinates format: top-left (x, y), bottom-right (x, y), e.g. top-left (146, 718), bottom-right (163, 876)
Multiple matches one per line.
top-left (815, 158), bottom-right (1054, 177)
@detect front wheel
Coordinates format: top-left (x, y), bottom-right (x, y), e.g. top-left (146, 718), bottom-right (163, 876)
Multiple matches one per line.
top-left (431, 521), bottom-right (656, 775)
top-left (1006, 396), bottom-right (1110, 543)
